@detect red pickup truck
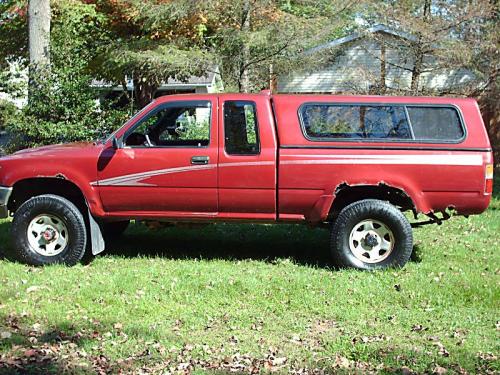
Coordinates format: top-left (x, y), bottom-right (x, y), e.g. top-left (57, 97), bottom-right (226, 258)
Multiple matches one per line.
top-left (0, 92), bottom-right (494, 269)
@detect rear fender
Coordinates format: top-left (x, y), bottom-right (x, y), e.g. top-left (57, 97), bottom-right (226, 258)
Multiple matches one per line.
top-left (307, 181), bottom-right (424, 223)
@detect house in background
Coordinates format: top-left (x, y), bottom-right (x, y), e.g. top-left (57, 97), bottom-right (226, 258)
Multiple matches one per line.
top-left (278, 25), bottom-right (475, 94)
top-left (93, 67), bottom-right (224, 106)
top-left (0, 64), bottom-right (223, 109)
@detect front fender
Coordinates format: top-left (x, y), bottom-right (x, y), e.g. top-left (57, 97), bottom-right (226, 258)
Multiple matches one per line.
top-left (0, 148), bottom-right (106, 217)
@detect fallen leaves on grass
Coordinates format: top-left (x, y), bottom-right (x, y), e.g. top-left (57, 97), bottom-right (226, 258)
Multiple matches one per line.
top-left (435, 342), bottom-right (450, 357)
top-left (477, 352), bottom-right (497, 362)
top-left (411, 324), bottom-right (428, 332)
top-left (433, 365), bottom-right (448, 374)
top-left (474, 352), bottom-right (499, 374)
top-left (310, 319), bottom-right (339, 335)
top-left (0, 317), bottom-right (388, 375)
top-left (26, 285), bottom-right (43, 293)
top-left (352, 334), bottom-right (389, 344)
top-left (251, 320), bottom-right (264, 331)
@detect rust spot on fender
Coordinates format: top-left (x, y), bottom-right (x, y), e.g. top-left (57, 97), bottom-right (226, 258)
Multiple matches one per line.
top-left (333, 180), bottom-right (417, 213)
top-left (34, 174), bottom-right (67, 180)
top-left (334, 182), bottom-right (349, 195)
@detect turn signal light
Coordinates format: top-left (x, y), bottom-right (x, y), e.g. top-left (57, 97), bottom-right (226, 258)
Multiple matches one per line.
top-left (485, 164), bottom-right (493, 194)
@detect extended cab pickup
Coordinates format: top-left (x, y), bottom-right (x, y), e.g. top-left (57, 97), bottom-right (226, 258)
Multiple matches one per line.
top-left (0, 92), bottom-right (494, 269)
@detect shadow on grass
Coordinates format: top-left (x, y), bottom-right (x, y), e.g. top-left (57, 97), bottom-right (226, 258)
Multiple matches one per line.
top-left (0, 219), bottom-right (426, 268)
top-left (107, 222), bottom-right (334, 268)
top-left (0, 311), bottom-right (494, 374)
top-left (0, 315), bottom-right (121, 374)
top-left (0, 220), bottom-right (333, 268)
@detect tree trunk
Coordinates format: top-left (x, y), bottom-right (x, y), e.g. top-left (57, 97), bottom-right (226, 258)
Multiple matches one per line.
top-left (28, 0), bottom-right (50, 104)
top-left (410, 0), bottom-right (431, 95)
top-left (379, 42), bottom-right (386, 94)
top-left (410, 45), bottom-right (423, 94)
top-left (133, 78), bottom-right (158, 109)
top-left (28, 0), bottom-right (51, 79)
top-left (239, 0), bottom-right (251, 93)
top-left (269, 63), bottom-right (277, 93)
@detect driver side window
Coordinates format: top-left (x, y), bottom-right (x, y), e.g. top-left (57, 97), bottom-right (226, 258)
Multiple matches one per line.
top-left (125, 101), bottom-right (211, 148)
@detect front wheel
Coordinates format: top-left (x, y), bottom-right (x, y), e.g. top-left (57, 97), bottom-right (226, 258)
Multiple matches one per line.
top-left (330, 199), bottom-right (413, 270)
top-left (10, 194), bottom-right (87, 266)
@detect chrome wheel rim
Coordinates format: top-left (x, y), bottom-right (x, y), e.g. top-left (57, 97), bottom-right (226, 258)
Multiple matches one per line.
top-left (349, 219), bottom-right (394, 264)
top-left (27, 214), bottom-right (69, 256)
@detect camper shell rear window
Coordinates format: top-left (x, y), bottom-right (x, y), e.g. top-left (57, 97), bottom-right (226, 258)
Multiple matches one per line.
top-left (299, 103), bottom-right (465, 143)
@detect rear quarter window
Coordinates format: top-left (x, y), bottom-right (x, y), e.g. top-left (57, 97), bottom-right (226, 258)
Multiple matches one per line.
top-left (299, 103), bottom-right (465, 143)
top-left (406, 106), bottom-right (464, 141)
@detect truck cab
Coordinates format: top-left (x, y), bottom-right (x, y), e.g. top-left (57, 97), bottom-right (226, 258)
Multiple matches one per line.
top-left (97, 93), bottom-right (279, 221)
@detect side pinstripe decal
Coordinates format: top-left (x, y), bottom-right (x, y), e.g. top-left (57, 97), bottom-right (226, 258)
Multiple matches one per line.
top-left (92, 161), bottom-right (275, 187)
top-left (92, 154), bottom-right (482, 187)
top-left (281, 154), bottom-right (482, 166)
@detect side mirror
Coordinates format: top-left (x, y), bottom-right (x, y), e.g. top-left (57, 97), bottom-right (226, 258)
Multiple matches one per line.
top-left (112, 136), bottom-right (123, 149)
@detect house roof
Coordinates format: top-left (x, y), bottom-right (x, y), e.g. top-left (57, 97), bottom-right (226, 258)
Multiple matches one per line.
top-left (92, 66), bottom-right (221, 90)
top-left (164, 69), bottom-right (218, 86)
top-left (305, 24), bottom-right (417, 55)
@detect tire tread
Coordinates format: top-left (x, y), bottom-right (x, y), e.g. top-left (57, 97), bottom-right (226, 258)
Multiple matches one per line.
top-left (330, 199), bottom-right (413, 270)
top-left (9, 194), bottom-right (87, 266)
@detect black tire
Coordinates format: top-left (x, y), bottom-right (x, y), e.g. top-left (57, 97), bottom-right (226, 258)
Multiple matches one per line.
top-left (330, 199), bottom-right (413, 270)
top-left (100, 220), bottom-right (129, 239)
top-left (9, 194), bottom-right (87, 266)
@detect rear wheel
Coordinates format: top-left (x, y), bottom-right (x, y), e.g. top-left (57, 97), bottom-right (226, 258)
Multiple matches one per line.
top-left (10, 194), bottom-right (87, 266)
top-left (330, 199), bottom-right (413, 270)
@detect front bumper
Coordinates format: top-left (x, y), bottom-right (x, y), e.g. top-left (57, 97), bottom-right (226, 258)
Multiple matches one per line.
top-left (0, 186), bottom-right (12, 219)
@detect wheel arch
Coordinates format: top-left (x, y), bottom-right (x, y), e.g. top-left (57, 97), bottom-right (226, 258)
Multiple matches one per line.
top-left (328, 183), bottom-right (417, 221)
top-left (7, 177), bottom-right (105, 255)
top-left (8, 177), bottom-right (89, 214)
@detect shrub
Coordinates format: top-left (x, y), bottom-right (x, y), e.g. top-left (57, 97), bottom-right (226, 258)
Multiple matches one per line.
top-left (3, 69), bottom-right (129, 152)
top-left (1, 0), bottom-right (130, 153)
top-left (0, 99), bottom-right (17, 132)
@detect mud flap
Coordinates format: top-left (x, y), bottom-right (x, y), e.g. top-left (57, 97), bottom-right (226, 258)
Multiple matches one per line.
top-left (87, 210), bottom-right (105, 255)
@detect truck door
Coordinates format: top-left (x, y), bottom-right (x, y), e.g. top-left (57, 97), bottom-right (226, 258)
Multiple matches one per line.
top-left (218, 95), bottom-right (277, 219)
top-left (97, 98), bottom-right (218, 216)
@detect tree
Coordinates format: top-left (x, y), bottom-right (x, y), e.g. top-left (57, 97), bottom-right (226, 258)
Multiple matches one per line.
top-left (3, 0), bottom-right (359, 105)
top-left (361, 0), bottom-right (496, 95)
top-left (202, 0), bottom-right (359, 92)
top-left (2, 0), bottom-right (128, 151)
top-left (132, 0), bottom-right (359, 93)
top-left (0, 0), bottom-right (28, 66)
top-left (357, 0), bottom-right (498, 162)
top-left (88, 0), bottom-right (213, 108)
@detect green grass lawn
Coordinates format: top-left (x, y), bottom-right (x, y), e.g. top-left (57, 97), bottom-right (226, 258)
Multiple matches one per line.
top-left (0, 183), bottom-right (499, 374)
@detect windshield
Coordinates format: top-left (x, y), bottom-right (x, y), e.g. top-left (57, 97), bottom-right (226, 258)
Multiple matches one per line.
top-left (99, 101), bottom-right (157, 144)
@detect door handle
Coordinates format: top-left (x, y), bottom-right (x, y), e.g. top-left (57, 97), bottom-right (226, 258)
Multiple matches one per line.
top-left (191, 156), bottom-right (210, 165)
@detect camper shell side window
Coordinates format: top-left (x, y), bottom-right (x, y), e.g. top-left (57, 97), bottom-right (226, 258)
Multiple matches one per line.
top-left (298, 103), bottom-right (465, 143)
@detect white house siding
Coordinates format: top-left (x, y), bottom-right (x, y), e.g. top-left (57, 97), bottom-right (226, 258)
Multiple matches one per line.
top-left (278, 32), bottom-right (475, 94)
top-left (279, 39), bottom-right (398, 93)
